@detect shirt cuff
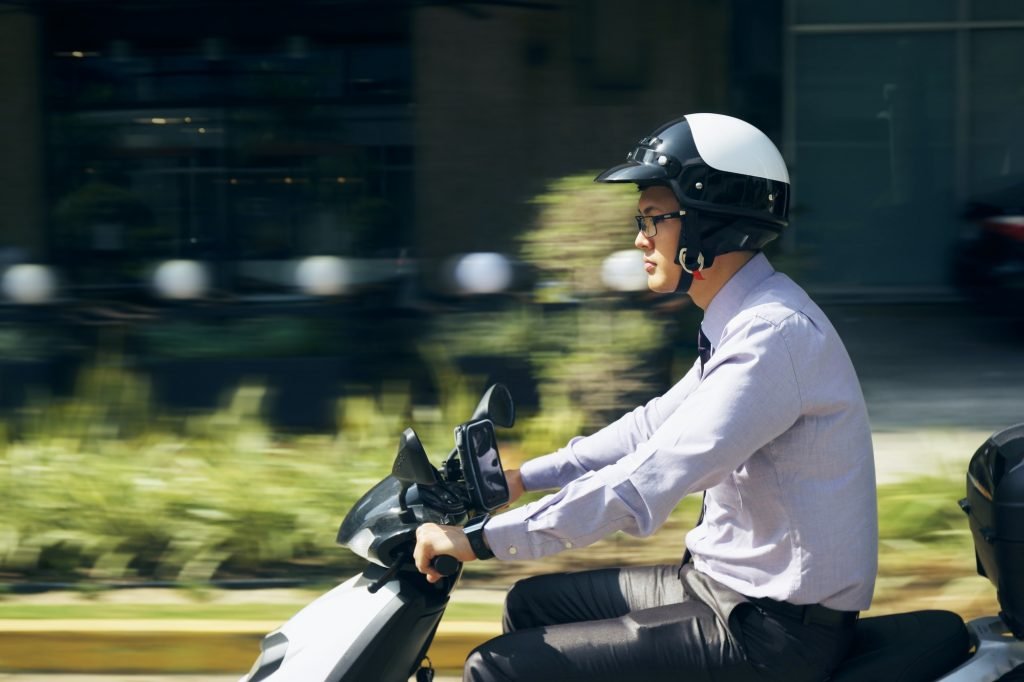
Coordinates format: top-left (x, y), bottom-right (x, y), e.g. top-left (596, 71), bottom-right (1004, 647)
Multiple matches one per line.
top-left (482, 500), bottom-right (574, 561)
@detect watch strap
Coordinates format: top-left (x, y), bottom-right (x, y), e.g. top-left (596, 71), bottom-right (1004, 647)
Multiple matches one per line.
top-left (464, 515), bottom-right (494, 561)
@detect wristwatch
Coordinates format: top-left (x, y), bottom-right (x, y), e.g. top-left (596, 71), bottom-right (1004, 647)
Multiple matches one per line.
top-left (463, 514), bottom-right (494, 561)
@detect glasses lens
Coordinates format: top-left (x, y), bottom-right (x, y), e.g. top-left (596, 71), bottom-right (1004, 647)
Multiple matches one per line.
top-left (634, 216), bottom-right (656, 238)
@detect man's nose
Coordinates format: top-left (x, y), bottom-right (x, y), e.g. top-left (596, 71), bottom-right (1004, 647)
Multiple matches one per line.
top-left (634, 229), bottom-right (651, 249)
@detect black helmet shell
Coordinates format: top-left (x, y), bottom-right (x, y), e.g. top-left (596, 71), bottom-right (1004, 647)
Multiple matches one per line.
top-left (597, 114), bottom-right (790, 263)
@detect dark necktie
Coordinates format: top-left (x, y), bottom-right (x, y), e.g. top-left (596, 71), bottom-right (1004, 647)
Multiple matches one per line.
top-left (698, 327), bottom-right (712, 374)
top-left (683, 327), bottom-right (713, 566)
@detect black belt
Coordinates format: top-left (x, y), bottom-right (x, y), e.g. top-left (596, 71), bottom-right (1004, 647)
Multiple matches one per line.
top-left (750, 597), bottom-right (859, 628)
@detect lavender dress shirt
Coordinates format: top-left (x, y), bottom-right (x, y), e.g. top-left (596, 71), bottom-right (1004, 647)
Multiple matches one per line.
top-left (484, 253), bottom-right (878, 611)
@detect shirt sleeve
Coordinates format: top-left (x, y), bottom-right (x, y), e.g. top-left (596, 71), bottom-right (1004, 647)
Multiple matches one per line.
top-left (519, 361), bottom-right (703, 491)
top-left (485, 314), bottom-right (804, 561)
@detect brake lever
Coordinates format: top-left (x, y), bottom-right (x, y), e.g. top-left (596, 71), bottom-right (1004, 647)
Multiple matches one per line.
top-left (367, 551), bottom-right (409, 594)
top-left (366, 549), bottom-right (460, 594)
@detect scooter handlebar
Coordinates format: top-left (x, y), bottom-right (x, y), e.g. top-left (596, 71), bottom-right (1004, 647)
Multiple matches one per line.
top-left (430, 554), bottom-right (460, 577)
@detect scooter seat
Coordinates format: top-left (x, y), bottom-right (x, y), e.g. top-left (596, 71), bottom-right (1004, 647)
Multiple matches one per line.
top-left (830, 610), bottom-right (970, 682)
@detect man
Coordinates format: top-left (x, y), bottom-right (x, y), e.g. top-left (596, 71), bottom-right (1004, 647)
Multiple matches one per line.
top-left (414, 114), bottom-right (878, 682)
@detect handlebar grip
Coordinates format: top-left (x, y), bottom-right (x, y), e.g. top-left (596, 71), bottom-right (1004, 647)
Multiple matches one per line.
top-left (430, 554), bottom-right (460, 576)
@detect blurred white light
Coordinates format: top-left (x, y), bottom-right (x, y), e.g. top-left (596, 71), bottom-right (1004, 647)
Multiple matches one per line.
top-left (453, 252), bottom-right (513, 295)
top-left (2, 264), bottom-right (58, 304)
top-left (153, 260), bottom-right (209, 300)
top-left (601, 249), bottom-right (649, 292)
top-left (295, 256), bottom-right (350, 296)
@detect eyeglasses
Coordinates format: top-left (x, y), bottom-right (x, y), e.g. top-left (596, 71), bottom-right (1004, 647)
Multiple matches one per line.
top-left (634, 210), bottom-right (686, 238)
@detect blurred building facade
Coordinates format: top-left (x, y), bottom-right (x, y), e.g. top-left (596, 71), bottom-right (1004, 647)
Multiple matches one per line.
top-left (0, 0), bottom-right (735, 299)
top-left (786, 2), bottom-right (1024, 295)
top-left (4, 0), bottom-right (1020, 298)
top-left (1, 0), bottom-right (1023, 427)
top-left (2, 0), bottom-right (418, 297)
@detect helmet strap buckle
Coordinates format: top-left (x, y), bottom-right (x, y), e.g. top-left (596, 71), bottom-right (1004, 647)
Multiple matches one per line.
top-left (676, 206), bottom-right (706, 277)
top-left (678, 248), bottom-right (705, 278)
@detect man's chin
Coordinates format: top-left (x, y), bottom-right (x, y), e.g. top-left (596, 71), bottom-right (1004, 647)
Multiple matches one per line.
top-left (648, 275), bottom-right (685, 294)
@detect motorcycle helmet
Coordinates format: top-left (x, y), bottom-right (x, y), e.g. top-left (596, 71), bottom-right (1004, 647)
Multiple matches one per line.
top-left (596, 113), bottom-right (790, 289)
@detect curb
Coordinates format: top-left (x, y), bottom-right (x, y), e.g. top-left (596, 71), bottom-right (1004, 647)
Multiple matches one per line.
top-left (0, 620), bottom-right (499, 674)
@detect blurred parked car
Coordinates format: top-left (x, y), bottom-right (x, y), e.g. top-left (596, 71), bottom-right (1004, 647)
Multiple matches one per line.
top-left (953, 179), bottom-right (1024, 318)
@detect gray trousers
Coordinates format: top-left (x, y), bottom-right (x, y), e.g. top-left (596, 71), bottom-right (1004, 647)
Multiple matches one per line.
top-left (463, 564), bottom-right (855, 682)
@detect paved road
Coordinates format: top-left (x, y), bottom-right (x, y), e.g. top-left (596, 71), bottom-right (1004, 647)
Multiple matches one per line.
top-left (825, 301), bottom-right (1024, 482)
top-left (828, 301), bottom-right (1024, 432)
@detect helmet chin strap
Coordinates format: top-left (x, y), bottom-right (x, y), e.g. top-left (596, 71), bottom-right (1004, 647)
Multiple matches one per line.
top-left (673, 209), bottom-right (707, 292)
top-left (674, 267), bottom-right (695, 293)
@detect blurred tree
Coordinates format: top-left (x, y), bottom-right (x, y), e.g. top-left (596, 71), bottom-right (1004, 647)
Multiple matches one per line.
top-left (519, 172), bottom-right (693, 427)
top-left (424, 173), bottom-right (695, 432)
top-left (521, 173), bottom-right (636, 296)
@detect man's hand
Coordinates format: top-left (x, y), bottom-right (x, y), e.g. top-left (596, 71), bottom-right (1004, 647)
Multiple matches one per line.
top-left (505, 468), bottom-right (525, 504)
top-left (414, 523), bottom-right (476, 583)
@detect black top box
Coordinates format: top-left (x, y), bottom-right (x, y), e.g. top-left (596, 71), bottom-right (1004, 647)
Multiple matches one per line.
top-left (962, 423), bottom-right (1024, 638)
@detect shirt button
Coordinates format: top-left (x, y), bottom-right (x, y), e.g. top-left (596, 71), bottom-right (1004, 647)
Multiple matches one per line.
top-left (563, 540), bottom-right (573, 549)
top-left (508, 546), bottom-right (518, 556)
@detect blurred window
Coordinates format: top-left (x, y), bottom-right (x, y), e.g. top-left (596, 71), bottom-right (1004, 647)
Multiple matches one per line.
top-left (791, 31), bottom-right (957, 289)
top-left (971, 0), bottom-right (1024, 20)
top-left (789, 2), bottom-right (1024, 293)
top-left (44, 4), bottom-right (413, 296)
top-left (969, 29), bottom-right (1024, 190)
top-left (794, 1), bottom-right (958, 24)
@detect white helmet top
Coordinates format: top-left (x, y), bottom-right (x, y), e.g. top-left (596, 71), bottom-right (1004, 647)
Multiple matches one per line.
top-left (596, 113), bottom-right (790, 273)
top-left (685, 113), bottom-right (789, 184)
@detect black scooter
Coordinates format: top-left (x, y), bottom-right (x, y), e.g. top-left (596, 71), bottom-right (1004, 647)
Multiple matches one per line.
top-left (239, 385), bottom-right (1024, 681)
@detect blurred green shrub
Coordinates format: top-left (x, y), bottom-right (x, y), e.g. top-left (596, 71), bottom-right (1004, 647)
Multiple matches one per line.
top-left (0, 359), bottom-right (416, 584)
top-left (877, 476), bottom-right (973, 552)
top-left (0, 326), bottom-right (69, 362)
top-left (520, 173), bottom-right (637, 296)
top-left (0, 358), bottom-right (978, 587)
top-left (425, 172), bottom-right (697, 432)
top-left (0, 356), bottom-right (586, 586)
top-left (138, 317), bottom-right (340, 359)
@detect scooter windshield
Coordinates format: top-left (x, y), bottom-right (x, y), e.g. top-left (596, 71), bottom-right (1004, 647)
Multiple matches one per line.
top-left (336, 475), bottom-right (402, 549)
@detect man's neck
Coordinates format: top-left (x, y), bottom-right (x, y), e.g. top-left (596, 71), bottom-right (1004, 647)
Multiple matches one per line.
top-left (688, 251), bottom-right (757, 310)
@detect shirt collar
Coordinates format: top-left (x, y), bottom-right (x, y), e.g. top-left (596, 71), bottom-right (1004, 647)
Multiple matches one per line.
top-left (701, 252), bottom-right (775, 347)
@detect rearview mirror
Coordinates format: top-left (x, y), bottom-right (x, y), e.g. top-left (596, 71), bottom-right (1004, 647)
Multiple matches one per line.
top-left (471, 384), bottom-right (515, 428)
top-left (392, 428), bottom-right (437, 486)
